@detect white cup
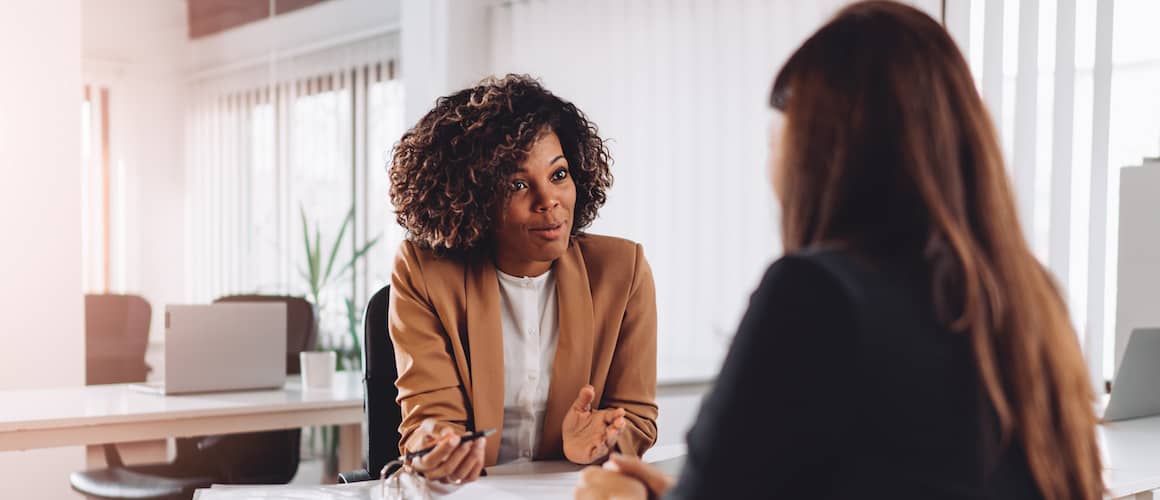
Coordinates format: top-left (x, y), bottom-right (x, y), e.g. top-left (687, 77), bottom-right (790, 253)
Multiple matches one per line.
top-left (300, 351), bottom-right (336, 390)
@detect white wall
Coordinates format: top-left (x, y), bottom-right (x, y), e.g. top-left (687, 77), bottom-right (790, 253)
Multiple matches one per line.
top-left (84, 0), bottom-right (188, 349)
top-left (0, 0), bottom-right (85, 496)
top-left (488, 0), bottom-right (947, 382)
top-left (401, 0), bottom-right (492, 126)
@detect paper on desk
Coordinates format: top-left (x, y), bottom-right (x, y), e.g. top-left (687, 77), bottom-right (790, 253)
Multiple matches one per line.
top-left (194, 481), bottom-right (380, 500)
top-left (451, 470), bottom-right (582, 499)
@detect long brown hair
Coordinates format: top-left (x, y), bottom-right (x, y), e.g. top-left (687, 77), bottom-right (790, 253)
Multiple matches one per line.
top-left (771, 2), bottom-right (1102, 498)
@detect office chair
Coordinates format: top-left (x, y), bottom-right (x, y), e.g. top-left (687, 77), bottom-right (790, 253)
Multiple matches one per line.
top-left (84, 294), bottom-right (152, 385)
top-left (70, 295), bottom-right (316, 500)
top-left (338, 284), bottom-right (403, 483)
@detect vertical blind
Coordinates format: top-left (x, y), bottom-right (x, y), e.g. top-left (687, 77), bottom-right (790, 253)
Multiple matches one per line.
top-left (490, 0), bottom-right (938, 382)
top-left (184, 31), bottom-right (404, 344)
top-left (494, 0), bottom-right (1160, 384)
top-left (947, 0), bottom-right (1160, 388)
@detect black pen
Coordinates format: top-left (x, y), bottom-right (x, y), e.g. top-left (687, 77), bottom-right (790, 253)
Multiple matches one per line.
top-left (404, 428), bottom-right (496, 461)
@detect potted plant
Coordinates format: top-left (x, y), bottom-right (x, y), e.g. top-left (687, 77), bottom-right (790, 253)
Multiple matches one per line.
top-left (298, 204), bottom-right (379, 480)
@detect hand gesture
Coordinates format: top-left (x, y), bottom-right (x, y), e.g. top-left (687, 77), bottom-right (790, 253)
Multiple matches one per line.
top-left (562, 385), bottom-right (627, 464)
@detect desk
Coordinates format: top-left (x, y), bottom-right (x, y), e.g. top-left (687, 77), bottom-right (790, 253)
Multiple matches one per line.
top-left (186, 419), bottom-right (1160, 500)
top-left (192, 444), bottom-right (687, 500)
top-left (0, 371), bottom-right (365, 471)
top-left (1103, 415), bottom-right (1160, 499)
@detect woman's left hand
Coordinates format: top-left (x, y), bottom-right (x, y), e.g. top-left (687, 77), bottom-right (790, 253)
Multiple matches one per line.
top-left (562, 385), bottom-right (627, 464)
top-left (574, 454), bottom-right (675, 500)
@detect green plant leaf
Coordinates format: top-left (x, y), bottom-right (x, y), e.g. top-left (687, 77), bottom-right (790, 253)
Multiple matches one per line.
top-left (345, 297), bottom-right (362, 371)
top-left (322, 207), bottom-right (354, 288)
top-left (334, 235), bottom-right (381, 281)
top-left (312, 226), bottom-right (322, 295)
top-left (327, 424), bottom-right (339, 456)
top-left (300, 207), bottom-right (318, 299)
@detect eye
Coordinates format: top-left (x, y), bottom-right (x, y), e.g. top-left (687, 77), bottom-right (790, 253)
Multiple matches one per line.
top-left (551, 168), bottom-right (569, 181)
top-left (511, 180), bottom-right (528, 191)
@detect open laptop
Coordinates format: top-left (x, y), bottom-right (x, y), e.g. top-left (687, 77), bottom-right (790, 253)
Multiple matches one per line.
top-left (1104, 327), bottom-right (1160, 422)
top-left (132, 303), bottom-right (287, 395)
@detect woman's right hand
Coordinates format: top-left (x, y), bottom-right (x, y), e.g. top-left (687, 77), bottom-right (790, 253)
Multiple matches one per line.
top-left (407, 419), bottom-right (487, 484)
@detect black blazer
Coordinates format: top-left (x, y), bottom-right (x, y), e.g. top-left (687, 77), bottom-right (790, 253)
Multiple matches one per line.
top-left (667, 248), bottom-right (1043, 499)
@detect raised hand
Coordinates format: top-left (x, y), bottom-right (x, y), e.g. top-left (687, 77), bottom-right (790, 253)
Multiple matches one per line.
top-left (562, 385), bottom-right (627, 464)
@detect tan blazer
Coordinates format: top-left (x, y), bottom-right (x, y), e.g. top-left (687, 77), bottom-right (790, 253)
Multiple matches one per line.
top-left (388, 233), bottom-right (658, 466)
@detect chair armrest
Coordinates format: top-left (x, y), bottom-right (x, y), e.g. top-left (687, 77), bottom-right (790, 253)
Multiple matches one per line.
top-left (338, 469), bottom-right (374, 483)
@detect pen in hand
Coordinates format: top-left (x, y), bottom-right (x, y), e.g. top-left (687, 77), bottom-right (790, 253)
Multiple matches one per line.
top-left (405, 428), bottom-right (496, 462)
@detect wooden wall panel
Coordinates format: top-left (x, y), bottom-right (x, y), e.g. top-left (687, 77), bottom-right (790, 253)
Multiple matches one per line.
top-left (187, 0), bottom-right (330, 39)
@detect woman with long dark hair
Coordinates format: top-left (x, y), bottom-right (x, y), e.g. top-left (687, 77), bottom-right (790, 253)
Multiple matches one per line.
top-left (575, 2), bottom-right (1101, 499)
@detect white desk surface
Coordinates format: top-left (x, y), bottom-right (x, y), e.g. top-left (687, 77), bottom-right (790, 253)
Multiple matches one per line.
top-left (186, 417), bottom-right (1160, 500)
top-left (1103, 415), bottom-right (1160, 499)
top-left (7, 374), bottom-right (1160, 499)
top-left (192, 444), bottom-right (688, 500)
top-left (0, 370), bottom-right (364, 452)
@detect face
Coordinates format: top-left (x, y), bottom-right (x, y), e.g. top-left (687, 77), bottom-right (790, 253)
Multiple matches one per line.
top-left (492, 130), bottom-right (576, 277)
top-left (767, 109), bottom-right (789, 204)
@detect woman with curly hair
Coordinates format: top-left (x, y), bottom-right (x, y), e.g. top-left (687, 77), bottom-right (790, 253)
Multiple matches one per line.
top-left (386, 74), bottom-right (657, 485)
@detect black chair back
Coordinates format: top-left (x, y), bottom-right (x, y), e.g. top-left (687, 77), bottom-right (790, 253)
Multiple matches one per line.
top-left (85, 294), bottom-right (151, 385)
top-left (363, 284), bottom-right (402, 478)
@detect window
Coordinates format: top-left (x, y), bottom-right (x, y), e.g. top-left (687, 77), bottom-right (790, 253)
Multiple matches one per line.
top-left (81, 85), bottom-right (113, 294)
top-left (952, 0), bottom-right (1160, 387)
top-left (185, 34), bottom-right (403, 347)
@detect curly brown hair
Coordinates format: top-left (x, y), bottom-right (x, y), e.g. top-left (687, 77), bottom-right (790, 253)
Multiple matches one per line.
top-left (389, 74), bottom-right (613, 255)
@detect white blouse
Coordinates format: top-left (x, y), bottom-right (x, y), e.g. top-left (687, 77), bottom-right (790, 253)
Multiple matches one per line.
top-left (495, 268), bottom-right (560, 464)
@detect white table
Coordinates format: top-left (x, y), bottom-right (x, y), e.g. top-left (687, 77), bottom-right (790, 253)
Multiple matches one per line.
top-left (1103, 415), bottom-right (1160, 499)
top-left (0, 371), bottom-right (366, 471)
top-left (12, 373), bottom-right (1151, 499)
top-left (192, 444), bottom-right (688, 500)
top-left (183, 417), bottom-right (1160, 500)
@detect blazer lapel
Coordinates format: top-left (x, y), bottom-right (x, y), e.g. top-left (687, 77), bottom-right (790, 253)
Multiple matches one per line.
top-left (538, 241), bottom-right (595, 458)
top-left (465, 257), bottom-right (505, 465)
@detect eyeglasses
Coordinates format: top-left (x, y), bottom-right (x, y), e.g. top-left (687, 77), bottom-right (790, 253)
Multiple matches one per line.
top-left (379, 459), bottom-right (433, 500)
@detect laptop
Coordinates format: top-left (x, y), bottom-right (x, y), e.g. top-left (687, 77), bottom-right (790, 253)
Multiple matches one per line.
top-left (132, 303), bottom-right (287, 395)
top-left (1105, 327), bottom-right (1160, 422)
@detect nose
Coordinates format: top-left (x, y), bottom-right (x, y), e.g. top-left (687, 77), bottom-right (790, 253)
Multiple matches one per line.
top-left (531, 185), bottom-right (560, 213)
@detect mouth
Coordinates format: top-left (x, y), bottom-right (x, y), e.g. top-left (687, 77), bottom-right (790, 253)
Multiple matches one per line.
top-left (529, 221), bottom-right (567, 240)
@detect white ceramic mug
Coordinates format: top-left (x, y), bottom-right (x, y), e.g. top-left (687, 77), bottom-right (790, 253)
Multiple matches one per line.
top-left (300, 351), bottom-right (336, 390)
